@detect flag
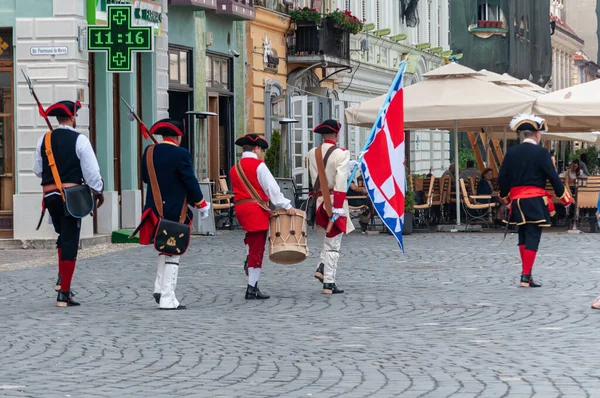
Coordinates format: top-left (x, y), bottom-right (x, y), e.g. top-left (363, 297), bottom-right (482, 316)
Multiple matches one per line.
top-left (360, 62), bottom-right (406, 250)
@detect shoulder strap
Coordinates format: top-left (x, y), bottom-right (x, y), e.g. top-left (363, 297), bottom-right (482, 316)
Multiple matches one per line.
top-left (235, 161), bottom-right (270, 211)
top-left (146, 145), bottom-right (189, 223)
top-left (44, 132), bottom-right (65, 201)
top-left (316, 145), bottom-right (334, 217)
top-left (313, 145), bottom-right (337, 192)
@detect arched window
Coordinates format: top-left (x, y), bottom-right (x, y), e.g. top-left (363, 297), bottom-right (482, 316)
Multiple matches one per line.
top-left (477, 0), bottom-right (502, 21)
top-left (264, 81), bottom-right (284, 142)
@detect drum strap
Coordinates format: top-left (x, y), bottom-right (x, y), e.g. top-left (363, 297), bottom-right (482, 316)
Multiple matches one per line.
top-left (315, 145), bottom-right (337, 218)
top-left (235, 162), bottom-right (271, 211)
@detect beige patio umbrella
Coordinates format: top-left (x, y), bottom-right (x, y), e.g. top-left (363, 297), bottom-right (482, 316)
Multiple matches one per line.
top-left (533, 79), bottom-right (600, 131)
top-left (344, 63), bottom-right (537, 226)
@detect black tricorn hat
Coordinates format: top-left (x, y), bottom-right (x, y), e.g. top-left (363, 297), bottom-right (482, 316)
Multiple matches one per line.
top-left (45, 100), bottom-right (82, 118)
top-left (509, 114), bottom-right (547, 132)
top-left (149, 119), bottom-right (184, 137)
top-left (235, 134), bottom-right (269, 149)
top-left (313, 119), bottom-right (341, 134)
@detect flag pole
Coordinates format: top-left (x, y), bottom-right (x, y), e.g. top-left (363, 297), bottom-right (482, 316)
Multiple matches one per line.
top-left (346, 60), bottom-right (407, 190)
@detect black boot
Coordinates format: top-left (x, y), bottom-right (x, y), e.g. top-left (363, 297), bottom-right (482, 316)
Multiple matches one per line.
top-left (56, 290), bottom-right (80, 307)
top-left (520, 274), bottom-right (542, 288)
top-left (243, 255), bottom-right (248, 276)
top-left (153, 293), bottom-right (161, 304)
top-left (245, 283), bottom-right (270, 300)
top-left (314, 263), bottom-right (324, 283)
top-left (55, 275), bottom-right (61, 292)
top-left (323, 283), bottom-right (344, 294)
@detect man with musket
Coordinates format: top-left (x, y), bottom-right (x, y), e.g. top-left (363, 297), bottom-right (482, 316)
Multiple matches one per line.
top-left (137, 119), bottom-right (210, 310)
top-left (33, 100), bottom-right (104, 307)
top-left (499, 114), bottom-right (572, 287)
top-left (230, 134), bottom-right (295, 300)
top-left (308, 119), bottom-right (354, 294)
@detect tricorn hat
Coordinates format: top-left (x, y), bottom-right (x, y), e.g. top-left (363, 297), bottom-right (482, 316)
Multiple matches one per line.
top-left (149, 119), bottom-right (184, 137)
top-left (509, 114), bottom-right (547, 132)
top-left (314, 119), bottom-right (341, 135)
top-left (45, 100), bottom-right (82, 118)
top-left (235, 134), bottom-right (269, 149)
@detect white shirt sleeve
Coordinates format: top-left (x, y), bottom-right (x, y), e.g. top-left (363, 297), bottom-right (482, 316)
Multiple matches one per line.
top-left (256, 162), bottom-right (292, 210)
top-left (33, 134), bottom-right (45, 178)
top-left (76, 135), bottom-right (104, 193)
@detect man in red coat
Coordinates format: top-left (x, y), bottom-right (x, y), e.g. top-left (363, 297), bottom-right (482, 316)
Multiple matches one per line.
top-left (230, 134), bottom-right (296, 299)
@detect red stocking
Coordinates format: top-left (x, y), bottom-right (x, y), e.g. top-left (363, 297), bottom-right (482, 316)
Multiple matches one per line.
top-left (60, 260), bottom-right (76, 292)
top-left (522, 250), bottom-right (537, 275)
top-left (57, 248), bottom-right (62, 276)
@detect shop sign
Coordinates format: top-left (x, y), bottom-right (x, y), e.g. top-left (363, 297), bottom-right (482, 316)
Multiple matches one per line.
top-left (88, 4), bottom-right (153, 72)
top-left (86, 0), bottom-right (163, 36)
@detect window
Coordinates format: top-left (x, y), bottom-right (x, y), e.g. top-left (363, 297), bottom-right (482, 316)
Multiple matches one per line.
top-left (205, 54), bottom-right (232, 91)
top-left (477, 0), bottom-right (501, 21)
top-left (168, 47), bottom-right (192, 87)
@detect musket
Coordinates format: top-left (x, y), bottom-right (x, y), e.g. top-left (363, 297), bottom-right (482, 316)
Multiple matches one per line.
top-left (21, 69), bottom-right (53, 131)
top-left (120, 97), bottom-right (158, 144)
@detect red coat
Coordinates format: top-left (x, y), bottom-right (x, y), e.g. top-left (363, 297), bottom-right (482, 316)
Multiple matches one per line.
top-left (230, 158), bottom-right (270, 232)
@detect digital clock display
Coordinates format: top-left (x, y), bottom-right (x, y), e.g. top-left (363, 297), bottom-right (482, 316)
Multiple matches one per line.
top-left (88, 5), bottom-right (153, 73)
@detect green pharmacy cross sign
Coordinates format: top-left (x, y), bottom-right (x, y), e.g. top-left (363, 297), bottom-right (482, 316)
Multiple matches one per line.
top-left (88, 4), bottom-right (153, 73)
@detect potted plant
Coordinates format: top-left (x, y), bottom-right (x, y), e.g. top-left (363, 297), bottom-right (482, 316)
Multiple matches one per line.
top-left (403, 175), bottom-right (415, 235)
top-left (289, 7), bottom-right (322, 26)
top-left (478, 20), bottom-right (485, 28)
top-left (326, 9), bottom-right (364, 34)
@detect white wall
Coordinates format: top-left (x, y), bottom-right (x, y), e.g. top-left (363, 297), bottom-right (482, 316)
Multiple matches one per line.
top-left (13, 0), bottom-right (93, 240)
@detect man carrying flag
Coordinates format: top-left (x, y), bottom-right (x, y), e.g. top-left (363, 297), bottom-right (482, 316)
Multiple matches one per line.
top-left (309, 120), bottom-right (354, 294)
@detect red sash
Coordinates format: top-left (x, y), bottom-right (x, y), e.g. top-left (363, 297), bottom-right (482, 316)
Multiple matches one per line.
top-left (509, 186), bottom-right (555, 216)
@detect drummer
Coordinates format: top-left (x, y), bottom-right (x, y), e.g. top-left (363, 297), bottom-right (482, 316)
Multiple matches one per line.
top-left (229, 134), bottom-right (296, 300)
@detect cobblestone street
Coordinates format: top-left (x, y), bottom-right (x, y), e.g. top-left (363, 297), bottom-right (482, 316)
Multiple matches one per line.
top-left (1, 230), bottom-right (600, 397)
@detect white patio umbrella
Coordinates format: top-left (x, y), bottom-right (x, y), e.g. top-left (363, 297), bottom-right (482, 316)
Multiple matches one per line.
top-left (344, 63), bottom-right (537, 226)
top-left (533, 79), bottom-right (600, 131)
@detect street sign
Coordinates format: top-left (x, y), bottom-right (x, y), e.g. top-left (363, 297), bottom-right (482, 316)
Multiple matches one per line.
top-left (88, 4), bottom-right (153, 73)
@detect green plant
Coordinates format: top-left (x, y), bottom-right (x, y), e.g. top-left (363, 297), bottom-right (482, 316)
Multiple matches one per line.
top-left (458, 147), bottom-right (477, 171)
top-left (404, 172), bottom-right (415, 214)
top-left (570, 145), bottom-right (598, 171)
top-left (290, 7), bottom-right (322, 25)
top-left (326, 9), bottom-right (364, 34)
top-left (264, 130), bottom-right (281, 175)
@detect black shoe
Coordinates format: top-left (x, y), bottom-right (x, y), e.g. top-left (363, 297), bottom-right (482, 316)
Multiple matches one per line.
top-left (56, 290), bottom-right (80, 307)
top-left (244, 256), bottom-right (248, 276)
top-left (314, 263), bottom-right (324, 283)
top-left (323, 283), bottom-right (344, 294)
top-left (520, 274), bottom-right (542, 288)
top-left (245, 283), bottom-right (270, 300)
top-left (55, 275), bottom-right (61, 292)
top-left (153, 293), bottom-right (161, 304)
top-left (159, 305), bottom-right (187, 310)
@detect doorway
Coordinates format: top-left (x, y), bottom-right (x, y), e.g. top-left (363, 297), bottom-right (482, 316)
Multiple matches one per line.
top-left (168, 90), bottom-right (193, 151)
top-left (0, 65), bottom-right (13, 238)
top-left (218, 95), bottom-right (233, 176)
top-left (112, 74), bottom-right (122, 194)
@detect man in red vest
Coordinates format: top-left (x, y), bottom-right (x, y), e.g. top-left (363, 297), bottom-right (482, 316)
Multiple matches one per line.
top-left (230, 134), bottom-right (296, 299)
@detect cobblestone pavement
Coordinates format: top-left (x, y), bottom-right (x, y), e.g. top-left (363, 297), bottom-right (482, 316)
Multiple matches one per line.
top-left (1, 230), bottom-right (600, 397)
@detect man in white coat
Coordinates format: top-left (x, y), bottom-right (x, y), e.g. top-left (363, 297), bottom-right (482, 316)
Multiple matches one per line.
top-left (308, 119), bottom-right (355, 294)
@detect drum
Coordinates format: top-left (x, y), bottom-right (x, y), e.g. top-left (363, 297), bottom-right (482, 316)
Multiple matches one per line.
top-left (268, 209), bottom-right (308, 264)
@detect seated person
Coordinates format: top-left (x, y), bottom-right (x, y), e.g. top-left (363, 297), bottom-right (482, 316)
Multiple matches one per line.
top-left (347, 160), bottom-right (373, 232)
top-left (459, 160), bottom-right (481, 180)
top-left (560, 159), bottom-right (588, 193)
top-left (476, 167), bottom-right (505, 224)
top-left (442, 163), bottom-right (455, 180)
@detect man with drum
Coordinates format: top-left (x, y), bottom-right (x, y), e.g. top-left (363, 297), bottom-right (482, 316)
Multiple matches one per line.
top-left (230, 134), bottom-right (296, 300)
top-left (308, 119), bottom-right (354, 294)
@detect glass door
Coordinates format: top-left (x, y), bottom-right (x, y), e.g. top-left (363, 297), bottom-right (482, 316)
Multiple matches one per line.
top-left (291, 96), bottom-right (307, 191)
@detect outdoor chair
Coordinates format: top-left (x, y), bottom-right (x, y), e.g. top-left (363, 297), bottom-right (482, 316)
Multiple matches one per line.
top-left (459, 178), bottom-right (497, 230)
top-left (413, 175), bottom-right (435, 230)
top-left (212, 175), bottom-right (235, 230)
top-left (574, 186), bottom-right (599, 232)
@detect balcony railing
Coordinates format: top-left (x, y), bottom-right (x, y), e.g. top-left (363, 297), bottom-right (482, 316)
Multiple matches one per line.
top-left (288, 18), bottom-right (351, 65)
top-left (168, 0), bottom-right (217, 10)
top-left (216, 0), bottom-right (255, 20)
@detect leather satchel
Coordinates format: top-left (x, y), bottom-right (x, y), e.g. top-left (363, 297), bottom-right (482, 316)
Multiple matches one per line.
top-left (146, 145), bottom-right (191, 256)
top-left (44, 132), bottom-right (94, 219)
top-left (303, 145), bottom-right (337, 226)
